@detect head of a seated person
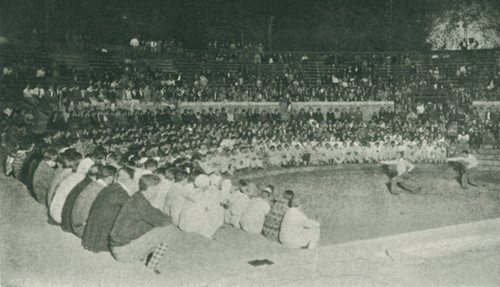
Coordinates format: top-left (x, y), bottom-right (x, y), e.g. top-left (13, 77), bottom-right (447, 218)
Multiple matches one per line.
top-left (97, 165), bottom-right (118, 185)
top-left (290, 195), bottom-right (305, 209)
top-left (138, 174), bottom-right (161, 195)
top-left (43, 147), bottom-right (59, 167)
top-left (153, 166), bottom-right (167, 181)
top-left (174, 169), bottom-right (189, 183)
top-left (144, 159), bottom-right (159, 172)
top-left (283, 190), bottom-right (295, 205)
top-left (116, 166), bottom-right (134, 186)
top-left (163, 167), bottom-right (176, 182)
top-left (87, 163), bottom-right (103, 181)
top-left (61, 150), bottom-right (82, 172)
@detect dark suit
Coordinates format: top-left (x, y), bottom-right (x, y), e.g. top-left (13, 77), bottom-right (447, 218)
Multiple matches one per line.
top-left (82, 183), bottom-right (130, 253)
top-left (61, 177), bottom-right (93, 233)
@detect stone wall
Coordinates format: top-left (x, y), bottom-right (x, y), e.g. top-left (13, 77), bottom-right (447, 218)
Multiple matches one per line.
top-left (180, 101), bottom-right (394, 121)
top-left (76, 101), bottom-right (394, 122)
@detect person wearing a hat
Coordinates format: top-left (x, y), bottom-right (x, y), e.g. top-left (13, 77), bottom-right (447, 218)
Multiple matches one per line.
top-left (279, 195), bottom-right (320, 249)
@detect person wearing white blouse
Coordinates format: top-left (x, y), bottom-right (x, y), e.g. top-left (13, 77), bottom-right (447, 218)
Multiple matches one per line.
top-left (279, 196), bottom-right (320, 249)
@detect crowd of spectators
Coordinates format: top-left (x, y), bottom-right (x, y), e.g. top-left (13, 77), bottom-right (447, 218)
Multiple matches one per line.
top-left (4, 97), bottom-right (499, 174)
top-left (1, 46), bottom-right (499, 163)
top-left (1, 43), bottom-right (499, 275)
top-left (4, 137), bottom-right (320, 273)
top-left (2, 43), bottom-right (499, 106)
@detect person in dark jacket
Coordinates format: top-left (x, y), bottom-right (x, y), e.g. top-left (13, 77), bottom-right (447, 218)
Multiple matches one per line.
top-left (81, 166), bottom-right (130, 253)
top-left (326, 108), bottom-right (336, 124)
top-left (31, 147), bottom-right (59, 205)
top-left (18, 146), bottom-right (44, 195)
top-left (313, 108), bottom-right (324, 124)
top-left (110, 174), bottom-right (182, 273)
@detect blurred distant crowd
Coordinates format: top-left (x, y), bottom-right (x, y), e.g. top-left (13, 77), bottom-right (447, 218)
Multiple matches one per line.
top-left (1, 42), bottom-right (500, 169)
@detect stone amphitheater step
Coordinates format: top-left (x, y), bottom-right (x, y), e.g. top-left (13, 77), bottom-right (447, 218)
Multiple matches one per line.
top-left (48, 52), bottom-right (90, 70)
top-left (477, 148), bottom-right (500, 155)
top-left (144, 57), bottom-right (177, 74)
top-left (478, 159), bottom-right (500, 167)
top-left (474, 148), bottom-right (500, 169)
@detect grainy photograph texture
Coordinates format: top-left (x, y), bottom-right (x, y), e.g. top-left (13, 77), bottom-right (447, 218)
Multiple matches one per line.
top-left (1, 0), bottom-right (500, 286)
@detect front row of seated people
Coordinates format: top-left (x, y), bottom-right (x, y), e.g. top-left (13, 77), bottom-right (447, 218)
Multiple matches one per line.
top-left (200, 139), bottom-right (448, 175)
top-left (25, 147), bottom-right (320, 273)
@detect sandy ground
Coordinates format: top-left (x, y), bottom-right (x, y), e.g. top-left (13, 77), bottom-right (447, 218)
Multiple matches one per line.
top-left (1, 164), bottom-right (500, 286)
top-left (236, 164), bottom-right (500, 245)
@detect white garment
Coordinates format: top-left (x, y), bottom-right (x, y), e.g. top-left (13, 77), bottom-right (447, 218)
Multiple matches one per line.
top-left (380, 158), bottom-right (415, 176)
top-left (77, 158), bottom-right (95, 174)
top-left (449, 155), bottom-right (479, 169)
top-left (179, 198), bottom-right (224, 238)
top-left (279, 207), bottom-right (320, 249)
top-left (228, 191), bottom-right (250, 228)
top-left (50, 172), bottom-right (86, 223)
top-left (47, 168), bottom-right (73, 207)
top-left (146, 180), bottom-right (172, 210)
top-left (240, 197), bottom-right (271, 233)
top-left (130, 38), bottom-right (139, 47)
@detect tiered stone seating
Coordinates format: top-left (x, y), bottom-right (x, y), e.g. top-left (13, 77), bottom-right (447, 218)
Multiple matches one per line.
top-left (475, 148), bottom-right (500, 169)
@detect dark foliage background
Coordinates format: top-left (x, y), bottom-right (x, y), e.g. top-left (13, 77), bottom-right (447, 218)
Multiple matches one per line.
top-left (1, 0), bottom-right (498, 51)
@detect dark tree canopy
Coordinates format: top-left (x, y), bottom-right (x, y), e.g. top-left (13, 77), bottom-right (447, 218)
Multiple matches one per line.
top-left (1, 0), bottom-right (498, 51)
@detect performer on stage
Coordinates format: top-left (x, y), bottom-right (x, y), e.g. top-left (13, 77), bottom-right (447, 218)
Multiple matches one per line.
top-left (446, 150), bottom-right (479, 189)
top-left (380, 151), bottom-right (421, 195)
